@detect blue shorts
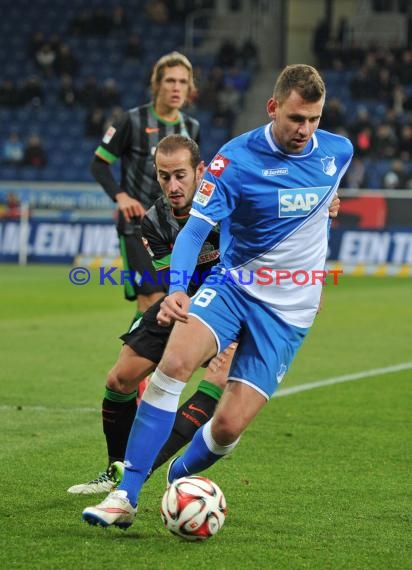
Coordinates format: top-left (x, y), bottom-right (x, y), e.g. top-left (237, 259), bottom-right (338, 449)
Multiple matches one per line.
top-left (189, 278), bottom-right (308, 399)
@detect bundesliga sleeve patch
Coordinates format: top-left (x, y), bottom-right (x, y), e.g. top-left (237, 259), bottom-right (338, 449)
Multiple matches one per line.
top-left (103, 126), bottom-right (116, 144)
top-left (208, 154), bottom-right (230, 177)
top-left (193, 180), bottom-right (216, 206)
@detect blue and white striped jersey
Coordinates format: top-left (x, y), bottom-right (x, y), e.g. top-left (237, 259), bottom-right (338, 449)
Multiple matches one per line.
top-left (190, 123), bottom-right (353, 327)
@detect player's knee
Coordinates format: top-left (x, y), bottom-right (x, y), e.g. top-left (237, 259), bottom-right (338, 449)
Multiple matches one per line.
top-left (211, 414), bottom-right (242, 446)
top-left (106, 366), bottom-right (135, 394)
top-left (159, 351), bottom-right (194, 381)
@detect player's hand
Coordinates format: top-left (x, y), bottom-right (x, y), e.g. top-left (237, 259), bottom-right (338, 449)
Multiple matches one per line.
top-left (328, 193), bottom-right (340, 218)
top-left (116, 192), bottom-right (146, 222)
top-left (206, 342), bottom-right (237, 374)
top-left (157, 292), bottom-right (190, 326)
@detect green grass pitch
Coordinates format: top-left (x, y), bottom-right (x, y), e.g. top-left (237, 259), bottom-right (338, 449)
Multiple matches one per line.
top-left (1, 265), bottom-right (411, 569)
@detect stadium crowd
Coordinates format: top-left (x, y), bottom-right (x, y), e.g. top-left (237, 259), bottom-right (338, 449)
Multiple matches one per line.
top-left (1, 2), bottom-right (412, 189)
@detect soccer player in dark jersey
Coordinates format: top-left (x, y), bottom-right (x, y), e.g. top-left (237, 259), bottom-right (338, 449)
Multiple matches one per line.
top-left (68, 135), bottom-right (234, 495)
top-left (91, 51), bottom-right (200, 327)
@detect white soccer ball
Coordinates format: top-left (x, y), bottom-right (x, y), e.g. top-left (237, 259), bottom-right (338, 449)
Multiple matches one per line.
top-left (161, 476), bottom-right (227, 541)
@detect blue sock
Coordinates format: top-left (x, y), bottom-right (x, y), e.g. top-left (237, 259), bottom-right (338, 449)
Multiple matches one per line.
top-left (119, 400), bottom-right (176, 506)
top-left (168, 424), bottom-right (221, 481)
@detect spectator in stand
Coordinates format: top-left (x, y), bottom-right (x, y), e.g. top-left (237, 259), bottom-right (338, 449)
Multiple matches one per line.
top-left (79, 75), bottom-right (100, 108)
top-left (58, 74), bottom-right (79, 107)
top-left (398, 49), bottom-right (412, 84)
top-left (23, 134), bottom-right (47, 168)
top-left (348, 107), bottom-right (374, 158)
top-left (196, 66), bottom-right (225, 110)
top-left (102, 105), bottom-right (123, 133)
top-left (239, 38), bottom-right (260, 73)
top-left (373, 123), bottom-right (398, 159)
top-left (85, 107), bottom-right (106, 138)
top-left (35, 43), bottom-right (57, 77)
top-left (99, 78), bottom-right (122, 108)
top-left (216, 39), bottom-right (238, 67)
top-left (0, 79), bottom-right (21, 107)
top-left (212, 80), bottom-right (241, 135)
top-left (0, 192), bottom-right (21, 220)
top-left (93, 7), bottom-right (111, 36)
top-left (27, 31), bottom-right (46, 59)
top-left (398, 124), bottom-right (412, 160)
top-left (312, 18), bottom-right (331, 67)
top-left (376, 67), bottom-right (398, 104)
top-left (350, 54), bottom-right (380, 99)
top-left (342, 156), bottom-right (366, 189)
top-left (109, 5), bottom-right (129, 36)
top-left (69, 9), bottom-right (94, 35)
top-left (125, 34), bottom-right (143, 61)
top-left (390, 84), bottom-right (407, 115)
top-left (320, 97), bottom-right (346, 132)
top-left (381, 159), bottom-right (411, 189)
top-left (20, 75), bottom-right (45, 106)
top-left (55, 44), bottom-right (79, 77)
top-left (2, 132), bottom-right (24, 165)
top-left (145, 0), bottom-right (169, 24)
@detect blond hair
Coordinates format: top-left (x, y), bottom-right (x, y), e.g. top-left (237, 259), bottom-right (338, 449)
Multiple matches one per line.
top-left (150, 51), bottom-right (196, 103)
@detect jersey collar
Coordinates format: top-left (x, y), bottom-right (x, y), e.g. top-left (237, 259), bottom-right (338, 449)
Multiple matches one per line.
top-left (264, 123), bottom-right (318, 158)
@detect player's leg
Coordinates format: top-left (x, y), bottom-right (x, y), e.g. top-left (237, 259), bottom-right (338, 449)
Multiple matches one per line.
top-left (168, 292), bottom-right (309, 482)
top-left (103, 345), bottom-right (155, 465)
top-left (82, 317), bottom-right (217, 525)
top-left (118, 221), bottom-right (164, 326)
top-left (116, 317), bottom-right (217, 506)
top-left (151, 342), bottom-right (237, 471)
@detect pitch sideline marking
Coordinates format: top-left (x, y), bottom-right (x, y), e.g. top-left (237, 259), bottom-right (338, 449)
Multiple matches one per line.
top-left (1, 361), bottom-right (411, 413)
top-left (274, 361), bottom-right (412, 398)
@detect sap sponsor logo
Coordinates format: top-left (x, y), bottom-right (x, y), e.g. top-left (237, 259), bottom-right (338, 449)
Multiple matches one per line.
top-left (193, 180), bottom-right (216, 206)
top-left (321, 156), bottom-right (337, 176)
top-left (208, 154), bottom-right (230, 177)
top-left (278, 186), bottom-right (330, 217)
top-left (103, 126), bottom-right (116, 144)
top-left (262, 168), bottom-right (288, 176)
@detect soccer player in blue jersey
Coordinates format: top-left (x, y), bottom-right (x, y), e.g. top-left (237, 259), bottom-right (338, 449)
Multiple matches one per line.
top-left (82, 64), bottom-right (353, 529)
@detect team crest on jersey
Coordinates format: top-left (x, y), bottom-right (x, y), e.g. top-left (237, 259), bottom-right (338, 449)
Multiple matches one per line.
top-left (103, 126), bottom-right (116, 144)
top-left (278, 186), bottom-right (331, 217)
top-left (321, 156), bottom-right (337, 176)
top-left (208, 154), bottom-right (230, 177)
top-left (193, 180), bottom-right (216, 206)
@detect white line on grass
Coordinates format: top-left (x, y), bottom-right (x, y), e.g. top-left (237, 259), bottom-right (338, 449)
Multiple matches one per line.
top-left (1, 361), bottom-right (411, 413)
top-left (274, 361), bottom-right (412, 397)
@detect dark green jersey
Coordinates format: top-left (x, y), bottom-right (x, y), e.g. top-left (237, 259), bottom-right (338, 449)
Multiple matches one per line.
top-left (142, 196), bottom-right (220, 296)
top-left (95, 102), bottom-right (200, 210)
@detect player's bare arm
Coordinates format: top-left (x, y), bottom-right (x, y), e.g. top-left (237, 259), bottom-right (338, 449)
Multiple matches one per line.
top-left (157, 291), bottom-right (190, 326)
top-left (116, 192), bottom-right (146, 221)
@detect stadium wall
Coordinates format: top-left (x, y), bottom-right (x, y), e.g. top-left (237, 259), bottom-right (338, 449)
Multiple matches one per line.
top-left (1, 184), bottom-right (411, 276)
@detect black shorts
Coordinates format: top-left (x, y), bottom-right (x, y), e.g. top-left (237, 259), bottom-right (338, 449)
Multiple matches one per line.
top-left (120, 297), bottom-right (173, 363)
top-left (117, 217), bottom-right (165, 301)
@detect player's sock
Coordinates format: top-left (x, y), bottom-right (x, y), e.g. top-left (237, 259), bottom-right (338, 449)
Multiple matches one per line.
top-left (102, 387), bottom-right (137, 467)
top-left (151, 379), bottom-right (223, 471)
top-left (168, 419), bottom-right (240, 481)
top-left (118, 368), bottom-right (185, 506)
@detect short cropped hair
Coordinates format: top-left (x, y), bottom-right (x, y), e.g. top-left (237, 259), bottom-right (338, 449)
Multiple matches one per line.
top-left (150, 51), bottom-right (196, 102)
top-left (154, 134), bottom-right (201, 170)
top-left (273, 64), bottom-right (326, 104)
